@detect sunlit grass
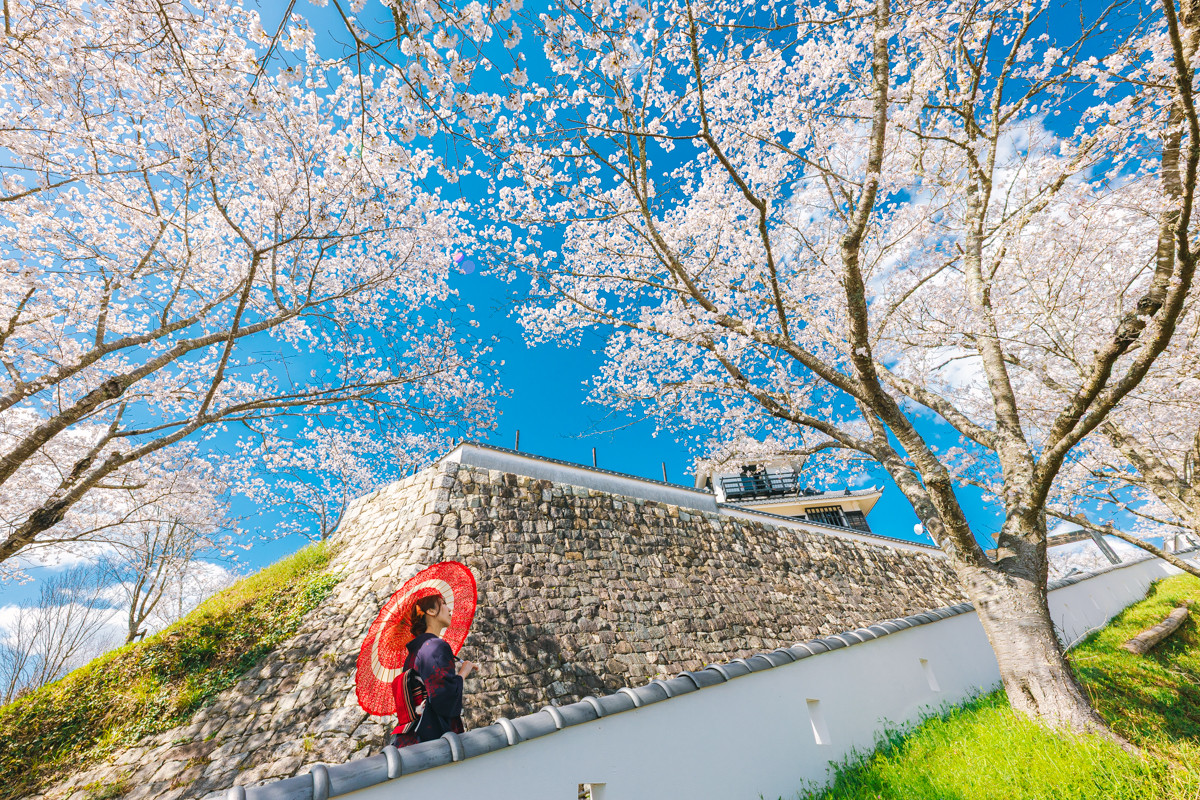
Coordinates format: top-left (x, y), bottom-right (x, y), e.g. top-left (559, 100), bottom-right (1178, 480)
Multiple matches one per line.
top-left (804, 574), bottom-right (1200, 800)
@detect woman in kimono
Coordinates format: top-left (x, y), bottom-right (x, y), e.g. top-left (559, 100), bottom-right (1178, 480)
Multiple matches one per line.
top-left (389, 594), bottom-right (478, 748)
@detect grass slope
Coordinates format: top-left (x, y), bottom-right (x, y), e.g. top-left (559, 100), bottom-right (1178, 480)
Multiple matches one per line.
top-left (0, 542), bottom-right (341, 800)
top-left (806, 574), bottom-right (1200, 800)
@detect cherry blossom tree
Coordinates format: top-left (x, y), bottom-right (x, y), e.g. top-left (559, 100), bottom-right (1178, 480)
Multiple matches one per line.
top-left (0, 418), bottom-right (227, 579)
top-left (0, 0), bottom-right (495, 567)
top-left (1040, 302), bottom-right (1200, 576)
top-left (342, 0), bottom-right (1197, 735)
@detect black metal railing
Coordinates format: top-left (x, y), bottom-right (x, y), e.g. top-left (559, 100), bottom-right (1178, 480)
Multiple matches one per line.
top-left (719, 472), bottom-right (814, 500)
top-left (720, 478), bottom-right (874, 533)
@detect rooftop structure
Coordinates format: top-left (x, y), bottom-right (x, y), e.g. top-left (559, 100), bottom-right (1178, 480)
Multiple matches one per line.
top-left (693, 463), bottom-right (883, 535)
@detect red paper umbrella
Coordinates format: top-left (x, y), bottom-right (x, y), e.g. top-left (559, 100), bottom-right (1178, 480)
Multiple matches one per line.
top-left (355, 561), bottom-right (477, 716)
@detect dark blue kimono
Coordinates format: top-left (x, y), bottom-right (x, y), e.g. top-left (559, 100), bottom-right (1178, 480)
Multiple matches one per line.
top-left (390, 633), bottom-right (465, 747)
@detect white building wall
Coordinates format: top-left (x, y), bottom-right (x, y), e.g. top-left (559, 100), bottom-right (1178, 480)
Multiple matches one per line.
top-left (337, 553), bottom-right (1194, 800)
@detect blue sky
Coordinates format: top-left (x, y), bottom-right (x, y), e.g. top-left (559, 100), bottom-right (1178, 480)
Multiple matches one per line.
top-left (9, 0), bottom-right (1066, 604)
top-left (235, 0), bottom-right (1020, 573)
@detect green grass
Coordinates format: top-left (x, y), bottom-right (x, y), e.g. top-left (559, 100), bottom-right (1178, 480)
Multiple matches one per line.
top-left (805, 574), bottom-right (1200, 800)
top-left (0, 541), bottom-right (341, 800)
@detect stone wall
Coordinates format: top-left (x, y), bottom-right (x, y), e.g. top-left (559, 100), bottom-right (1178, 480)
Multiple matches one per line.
top-left (34, 458), bottom-right (965, 800)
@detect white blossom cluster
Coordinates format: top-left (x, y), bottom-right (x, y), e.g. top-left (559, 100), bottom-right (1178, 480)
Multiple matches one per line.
top-left (0, 0), bottom-right (497, 574)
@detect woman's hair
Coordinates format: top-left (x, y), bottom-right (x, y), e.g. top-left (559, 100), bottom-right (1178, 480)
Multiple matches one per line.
top-left (409, 595), bottom-right (443, 636)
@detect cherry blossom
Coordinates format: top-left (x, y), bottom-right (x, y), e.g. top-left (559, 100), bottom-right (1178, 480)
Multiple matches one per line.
top-left (0, 0), bottom-right (495, 567)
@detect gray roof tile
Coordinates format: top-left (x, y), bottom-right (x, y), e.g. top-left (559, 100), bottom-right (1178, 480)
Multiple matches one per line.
top-left (661, 675), bottom-right (701, 695)
top-left (311, 766), bottom-right (330, 800)
top-left (396, 739), bottom-right (452, 774)
top-left (560, 699), bottom-right (601, 726)
top-left (327, 753), bottom-right (389, 796)
top-left (493, 717), bottom-right (522, 746)
top-left (721, 661), bottom-right (752, 679)
top-left (460, 726), bottom-right (509, 759)
top-left (703, 664), bottom-right (732, 682)
top-left (250, 773), bottom-right (313, 800)
top-left (627, 683), bottom-right (669, 706)
top-left (744, 654), bottom-right (775, 671)
top-left (595, 692), bottom-right (636, 716)
top-left (441, 731), bottom-right (464, 762)
top-left (764, 649), bottom-right (796, 666)
top-left (542, 704), bottom-right (566, 729)
top-left (510, 710), bottom-right (558, 740)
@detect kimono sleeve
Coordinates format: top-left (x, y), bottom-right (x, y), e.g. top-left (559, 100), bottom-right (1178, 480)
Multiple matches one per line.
top-left (415, 637), bottom-right (464, 719)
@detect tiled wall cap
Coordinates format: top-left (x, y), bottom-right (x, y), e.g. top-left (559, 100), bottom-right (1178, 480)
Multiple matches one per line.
top-left (852, 628), bottom-right (877, 641)
top-left (542, 704), bottom-right (566, 729)
top-left (558, 700), bottom-right (600, 726)
top-left (722, 661), bottom-right (752, 679)
top-left (460, 725), bottom-right (510, 759)
top-left (744, 654), bottom-right (776, 671)
top-left (397, 738), bottom-right (453, 775)
top-left (383, 745), bottom-right (401, 779)
top-left (247, 772), bottom-right (312, 800)
top-left (867, 624), bottom-right (891, 636)
top-left (442, 731), bottom-right (464, 762)
top-left (582, 696), bottom-right (607, 718)
top-left (226, 787), bottom-right (247, 800)
top-left (510, 710), bottom-right (558, 740)
top-left (327, 752), bottom-right (389, 795)
top-left (679, 671), bottom-right (708, 689)
top-left (632, 682), bottom-right (670, 705)
top-left (727, 657), bottom-right (748, 669)
top-left (619, 686), bottom-right (644, 707)
top-left (650, 678), bottom-right (676, 698)
top-left (705, 663), bottom-right (733, 681)
top-left (766, 649), bottom-right (797, 665)
top-left (596, 692), bottom-right (636, 716)
top-left (311, 764), bottom-right (330, 800)
top-left (495, 717), bottom-right (522, 746)
top-left (820, 636), bottom-right (848, 650)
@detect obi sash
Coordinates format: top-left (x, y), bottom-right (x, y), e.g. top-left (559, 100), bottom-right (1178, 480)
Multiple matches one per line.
top-left (392, 669), bottom-right (428, 734)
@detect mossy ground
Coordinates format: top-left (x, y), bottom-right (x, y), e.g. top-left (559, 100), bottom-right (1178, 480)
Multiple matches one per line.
top-left (804, 574), bottom-right (1200, 800)
top-left (0, 542), bottom-right (341, 800)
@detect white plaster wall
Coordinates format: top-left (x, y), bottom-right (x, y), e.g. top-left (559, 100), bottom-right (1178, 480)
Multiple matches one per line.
top-left (344, 554), bottom-right (1193, 800)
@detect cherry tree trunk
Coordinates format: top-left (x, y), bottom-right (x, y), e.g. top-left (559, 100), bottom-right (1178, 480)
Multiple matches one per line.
top-left (959, 562), bottom-right (1115, 737)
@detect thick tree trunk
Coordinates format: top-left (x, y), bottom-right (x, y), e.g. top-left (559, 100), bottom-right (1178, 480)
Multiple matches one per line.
top-left (959, 563), bottom-right (1116, 737)
top-left (883, 466), bottom-right (1118, 737)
